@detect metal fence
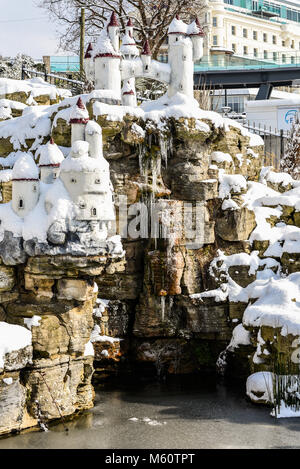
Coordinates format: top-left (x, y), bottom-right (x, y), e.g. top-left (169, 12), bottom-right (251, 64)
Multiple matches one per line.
top-left (243, 122), bottom-right (288, 170)
top-left (21, 65), bottom-right (85, 96)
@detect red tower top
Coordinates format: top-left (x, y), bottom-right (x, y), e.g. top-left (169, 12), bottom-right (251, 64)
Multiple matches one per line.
top-left (108, 11), bottom-right (120, 27)
top-left (141, 40), bottom-right (152, 56)
top-left (84, 43), bottom-right (93, 59)
top-left (127, 18), bottom-right (134, 27)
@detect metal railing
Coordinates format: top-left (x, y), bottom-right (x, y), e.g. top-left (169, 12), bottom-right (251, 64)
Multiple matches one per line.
top-left (243, 121), bottom-right (288, 169)
top-left (21, 65), bottom-right (85, 96)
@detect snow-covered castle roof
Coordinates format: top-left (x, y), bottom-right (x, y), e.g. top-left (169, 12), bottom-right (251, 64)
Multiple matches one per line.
top-left (38, 139), bottom-right (64, 167)
top-left (70, 97), bottom-right (89, 124)
top-left (12, 153), bottom-right (39, 181)
top-left (93, 20), bottom-right (121, 58)
top-left (60, 141), bottom-right (109, 173)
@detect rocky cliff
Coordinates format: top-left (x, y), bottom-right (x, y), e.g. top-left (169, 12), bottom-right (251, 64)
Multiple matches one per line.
top-left (0, 84), bottom-right (299, 431)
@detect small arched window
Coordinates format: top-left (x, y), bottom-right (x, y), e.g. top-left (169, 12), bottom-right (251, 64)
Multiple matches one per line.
top-left (95, 178), bottom-right (101, 184)
top-left (71, 178), bottom-right (77, 184)
top-left (33, 185), bottom-right (37, 192)
top-left (80, 202), bottom-right (86, 209)
top-left (92, 208), bottom-right (97, 217)
top-left (145, 65), bottom-right (149, 71)
top-left (19, 199), bottom-right (24, 209)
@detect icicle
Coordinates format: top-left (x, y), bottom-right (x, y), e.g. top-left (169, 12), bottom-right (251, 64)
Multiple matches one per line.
top-left (159, 135), bottom-right (169, 169)
top-left (161, 296), bottom-right (166, 322)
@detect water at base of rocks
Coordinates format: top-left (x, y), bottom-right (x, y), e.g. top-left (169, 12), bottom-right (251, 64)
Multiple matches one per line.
top-left (1, 377), bottom-right (300, 449)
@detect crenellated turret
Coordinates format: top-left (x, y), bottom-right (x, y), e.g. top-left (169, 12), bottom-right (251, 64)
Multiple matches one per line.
top-left (85, 121), bottom-right (104, 159)
top-left (141, 40), bottom-right (152, 73)
top-left (12, 153), bottom-right (40, 218)
top-left (125, 18), bottom-right (134, 38)
top-left (187, 17), bottom-right (205, 61)
top-left (38, 138), bottom-right (64, 184)
top-left (59, 140), bottom-right (115, 226)
top-left (121, 80), bottom-right (137, 107)
top-left (107, 11), bottom-right (120, 53)
top-left (167, 15), bottom-right (188, 45)
top-left (93, 20), bottom-right (122, 94)
top-left (70, 97), bottom-right (89, 144)
top-left (84, 43), bottom-right (95, 82)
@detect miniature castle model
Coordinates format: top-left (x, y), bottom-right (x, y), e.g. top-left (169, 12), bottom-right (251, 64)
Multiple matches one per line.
top-left (84, 13), bottom-right (205, 104)
top-left (10, 98), bottom-right (116, 247)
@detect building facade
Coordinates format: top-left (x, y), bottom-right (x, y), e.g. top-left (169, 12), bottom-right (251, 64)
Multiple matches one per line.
top-left (205, 0), bottom-right (300, 62)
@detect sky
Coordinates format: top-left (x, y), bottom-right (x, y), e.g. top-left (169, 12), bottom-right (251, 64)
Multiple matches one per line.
top-left (0, 0), bottom-right (64, 59)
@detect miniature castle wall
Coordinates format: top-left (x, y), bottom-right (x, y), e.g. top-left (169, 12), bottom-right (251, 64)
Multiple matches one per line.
top-left (85, 13), bottom-right (205, 104)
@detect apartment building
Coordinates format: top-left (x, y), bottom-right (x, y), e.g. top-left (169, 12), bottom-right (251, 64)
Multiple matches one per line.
top-left (205, 0), bottom-right (300, 62)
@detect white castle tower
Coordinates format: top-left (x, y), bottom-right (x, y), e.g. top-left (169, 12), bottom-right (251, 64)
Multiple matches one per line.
top-left (59, 140), bottom-right (115, 227)
top-left (187, 17), bottom-right (205, 61)
top-left (120, 18), bottom-right (139, 59)
top-left (84, 43), bottom-right (95, 82)
top-left (70, 97), bottom-right (90, 145)
top-left (122, 80), bottom-right (137, 107)
top-left (141, 40), bottom-right (152, 74)
top-left (89, 13), bottom-right (205, 101)
top-left (85, 120), bottom-right (103, 159)
top-left (93, 12), bottom-right (121, 95)
top-left (12, 153), bottom-right (40, 218)
top-left (167, 15), bottom-right (194, 98)
top-left (38, 138), bottom-right (64, 184)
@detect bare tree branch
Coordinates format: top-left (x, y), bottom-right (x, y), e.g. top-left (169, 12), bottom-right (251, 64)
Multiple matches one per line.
top-left (36, 0), bottom-right (206, 58)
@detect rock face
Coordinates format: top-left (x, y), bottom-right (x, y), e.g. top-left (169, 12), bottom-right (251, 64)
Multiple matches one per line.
top-left (0, 254), bottom-right (126, 435)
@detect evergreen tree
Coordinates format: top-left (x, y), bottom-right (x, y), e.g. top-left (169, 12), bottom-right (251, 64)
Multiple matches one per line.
top-left (281, 114), bottom-right (300, 180)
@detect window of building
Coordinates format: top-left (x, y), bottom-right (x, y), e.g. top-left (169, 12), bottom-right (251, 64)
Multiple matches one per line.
top-left (273, 52), bottom-right (277, 61)
top-left (232, 43), bottom-right (236, 53)
top-left (80, 202), bottom-right (86, 209)
top-left (254, 48), bottom-right (258, 57)
top-left (291, 40), bottom-right (295, 49)
top-left (92, 208), bottom-right (97, 217)
top-left (231, 25), bottom-right (236, 36)
top-left (291, 56), bottom-right (295, 64)
top-left (33, 185), bottom-right (37, 192)
top-left (213, 17), bottom-right (217, 27)
top-left (253, 31), bottom-right (257, 40)
top-left (19, 199), bottom-right (24, 209)
top-left (282, 40), bottom-right (286, 47)
top-left (272, 35), bottom-right (277, 45)
top-left (282, 54), bottom-right (286, 64)
top-left (71, 178), bottom-right (77, 183)
top-left (95, 178), bottom-right (101, 184)
top-left (213, 35), bottom-right (218, 46)
top-left (264, 50), bottom-right (268, 59)
top-left (243, 28), bottom-right (248, 38)
top-left (263, 33), bottom-right (267, 42)
top-left (243, 46), bottom-right (248, 55)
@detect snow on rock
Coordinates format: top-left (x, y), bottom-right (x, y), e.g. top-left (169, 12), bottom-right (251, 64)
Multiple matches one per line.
top-left (260, 166), bottom-right (295, 188)
top-left (24, 316), bottom-right (42, 330)
top-left (211, 151), bottom-right (232, 164)
top-left (84, 341), bottom-right (95, 357)
top-left (218, 172), bottom-right (247, 199)
top-left (12, 153), bottom-right (39, 180)
top-left (0, 77), bottom-right (71, 101)
top-left (246, 372), bottom-right (274, 404)
top-left (228, 324), bottom-right (251, 351)
top-left (90, 325), bottom-right (121, 344)
top-left (0, 322), bottom-right (32, 370)
top-left (243, 273), bottom-right (300, 335)
top-left (93, 92), bottom-right (249, 133)
top-left (0, 105), bottom-right (52, 152)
